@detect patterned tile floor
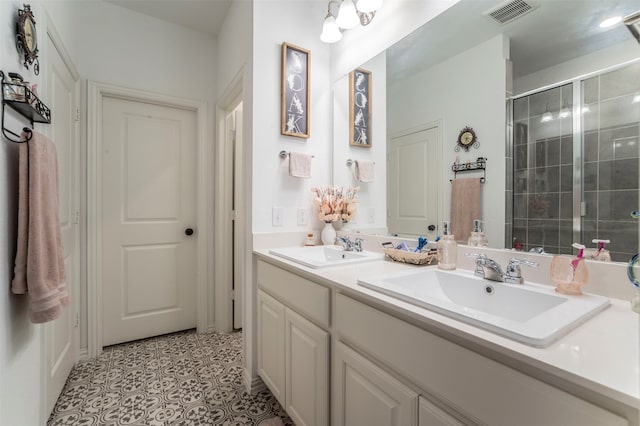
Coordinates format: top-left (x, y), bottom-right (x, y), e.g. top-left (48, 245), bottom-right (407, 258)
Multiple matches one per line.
top-left (47, 330), bottom-right (293, 426)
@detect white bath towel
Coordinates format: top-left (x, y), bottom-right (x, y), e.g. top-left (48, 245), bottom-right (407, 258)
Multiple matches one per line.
top-left (288, 151), bottom-right (312, 178)
top-left (12, 131), bottom-right (68, 324)
top-left (450, 178), bottom-right (482, 244)
top-left (355, 160), bottom-right (375, 182)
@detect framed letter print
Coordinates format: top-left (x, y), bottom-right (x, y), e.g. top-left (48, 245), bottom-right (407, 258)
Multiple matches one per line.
top-left (349, 68), bottom-right (372, 147)
top-left (281, 42), bottom-right (310, 138)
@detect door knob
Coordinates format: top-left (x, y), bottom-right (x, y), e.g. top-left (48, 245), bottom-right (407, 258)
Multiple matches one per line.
top-left (428, 224), bottom-right (436, 231)
top-left (185, 228), bottom-right (194, 236)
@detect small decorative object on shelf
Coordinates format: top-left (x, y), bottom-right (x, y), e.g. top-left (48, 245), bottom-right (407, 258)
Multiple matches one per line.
top-left (16, 4), bottom-right (40, 75)
top-left (455, 126), bottom-right (479, 152)
top-left (311, 186), bottom-right (359, 245)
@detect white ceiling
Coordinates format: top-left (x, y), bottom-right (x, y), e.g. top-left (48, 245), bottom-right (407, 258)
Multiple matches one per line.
top-left (104, 0), bottom-right (639, 80)
top-left (387, 0), bottom-right (640, 81)
top-left (105, 0), bottom-right (233, 37)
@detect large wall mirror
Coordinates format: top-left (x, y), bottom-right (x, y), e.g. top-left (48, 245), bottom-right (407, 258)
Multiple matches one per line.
top-left (333, 0), bottom-right (639, 261)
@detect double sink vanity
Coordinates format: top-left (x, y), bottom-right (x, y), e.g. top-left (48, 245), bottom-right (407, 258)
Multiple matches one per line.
top-left (255, 240), bottom-right (639, 426)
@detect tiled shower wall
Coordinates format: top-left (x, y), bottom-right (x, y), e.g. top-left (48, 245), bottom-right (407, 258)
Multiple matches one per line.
top-left (511, 61), bottom-right (640, 261)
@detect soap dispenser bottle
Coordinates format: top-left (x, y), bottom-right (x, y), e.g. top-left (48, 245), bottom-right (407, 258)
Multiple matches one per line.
top-left (437, 221), bottom-right (457, 270)
top-left (586, 239), bottom-right (611, 262)
top-left (467, 219), bottom-right (488, 247)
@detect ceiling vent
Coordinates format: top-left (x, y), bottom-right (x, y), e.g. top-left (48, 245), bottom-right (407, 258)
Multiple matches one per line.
top-left (485, 0), bottom-right (535, 25)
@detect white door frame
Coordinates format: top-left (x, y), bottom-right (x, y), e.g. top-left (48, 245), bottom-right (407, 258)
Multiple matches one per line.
top-left (41, 14), bottom-right (81, 422)
top-left (214, 70), bottom-right (244, 333)
top-left (87, 81), bottom-right (209, 357)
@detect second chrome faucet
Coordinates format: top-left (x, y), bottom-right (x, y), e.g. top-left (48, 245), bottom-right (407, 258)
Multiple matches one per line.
top-left (466, 253), bottom-right (538, 284)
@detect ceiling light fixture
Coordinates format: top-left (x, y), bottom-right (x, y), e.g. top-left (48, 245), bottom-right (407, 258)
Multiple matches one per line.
top-left (321, 0), bottom-right (383, 43)
top-left (600, 16), bottom-right (622, 28)
top-left (336, 0), bottom-right (359, 29)
top-left (320, 4), bottom-right (342, 43)
top-left (541, 104), bottom-right (554, 123)
top-left (625, 10), bottom-right (640, 43)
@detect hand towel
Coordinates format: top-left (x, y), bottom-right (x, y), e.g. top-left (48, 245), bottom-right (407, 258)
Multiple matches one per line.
top-left (288, 151), bottom-right (312, 178)
top-left (450, 178), bottom-right (482, 244)
top-left (12, 131), bottom-right (68, 324)
top-left (355, 160), bottom-right (375, 182)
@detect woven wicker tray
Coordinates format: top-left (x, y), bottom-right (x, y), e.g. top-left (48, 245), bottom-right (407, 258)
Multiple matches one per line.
top-left (383, 248), bottom-right (438, 265)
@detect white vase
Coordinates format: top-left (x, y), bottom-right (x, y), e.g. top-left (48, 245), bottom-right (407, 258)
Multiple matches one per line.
top-left (320, 222), bottom-right (336, 245)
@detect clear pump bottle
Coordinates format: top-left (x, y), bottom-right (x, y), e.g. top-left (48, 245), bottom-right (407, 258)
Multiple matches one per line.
top-left (467, 219), bottom-right (488, 247)
top-left (437, 221), bottom-right (457, 270)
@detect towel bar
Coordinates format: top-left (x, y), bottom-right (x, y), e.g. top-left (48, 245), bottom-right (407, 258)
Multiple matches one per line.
top-left (346, 158), bottom-right (376, 167)
top-left (1, 70), bottom-right (50, 144)
top-left (279, 150), bottom-right (314, 159)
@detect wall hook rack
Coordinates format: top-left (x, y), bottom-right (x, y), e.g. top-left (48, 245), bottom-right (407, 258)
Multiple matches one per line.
top-left (1, 70), bottom-right (51, 143)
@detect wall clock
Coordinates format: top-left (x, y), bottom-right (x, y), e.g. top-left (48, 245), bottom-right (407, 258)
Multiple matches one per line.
top-left (455, 126), bottom-right (479, 152)
top-left (16, 4), bottom-right (39, 75)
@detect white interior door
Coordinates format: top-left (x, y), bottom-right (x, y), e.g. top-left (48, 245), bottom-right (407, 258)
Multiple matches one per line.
top-left (44, 33), bottom-right (80, 416)
top-left (388, 126), bottom-right (441, 237)
top-left (101, 96), bottom-right (197, 347)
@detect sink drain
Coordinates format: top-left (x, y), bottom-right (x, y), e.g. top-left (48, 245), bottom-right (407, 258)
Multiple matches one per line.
top-left (484, 284), bottom-right (495, 295)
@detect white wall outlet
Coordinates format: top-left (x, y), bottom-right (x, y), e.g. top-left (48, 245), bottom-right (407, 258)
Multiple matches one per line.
top-left (272, 207), bottom-right (283, 227)
top-left (367, 207), bottom-right (375, 223)
top-left (297, 208), bottom-right (308, 226)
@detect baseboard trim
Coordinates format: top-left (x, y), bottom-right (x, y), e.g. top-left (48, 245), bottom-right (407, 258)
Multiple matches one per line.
top-left (243, 369), bottom-right (266, 394)
top-left (78, 348), bottom-right (89, 361)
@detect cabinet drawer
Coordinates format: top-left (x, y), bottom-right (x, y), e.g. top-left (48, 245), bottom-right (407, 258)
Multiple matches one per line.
top-left (335, 293), bottom-right (627, 426)
top-left (257, 260), bottom-right (330, 327)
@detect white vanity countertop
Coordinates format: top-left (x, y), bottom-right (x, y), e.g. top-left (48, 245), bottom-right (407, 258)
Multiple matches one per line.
top-left (254, 249), bottom-right (640, 409)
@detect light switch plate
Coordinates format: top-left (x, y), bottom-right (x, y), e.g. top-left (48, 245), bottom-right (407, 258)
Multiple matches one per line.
top-left (367, 207), bottom-right (375, 223)
top-left (272, 207), bottom-right (283, 227)
top-left (297, 208), bottom-right (308, 226)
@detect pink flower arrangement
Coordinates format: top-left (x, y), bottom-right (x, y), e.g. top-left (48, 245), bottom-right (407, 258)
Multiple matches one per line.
top-left (311, 186), bottom-right (359, 223)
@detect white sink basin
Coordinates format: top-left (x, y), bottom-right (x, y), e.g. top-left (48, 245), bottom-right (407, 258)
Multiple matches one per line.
top-left (358, 268), bottom-right (610, 347)
top-left (270, 245), bottom-right (383, 269)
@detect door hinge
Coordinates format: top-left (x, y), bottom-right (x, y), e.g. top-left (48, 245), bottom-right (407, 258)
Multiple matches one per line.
top-left (74, 210), bottom-right (80, 224)
top-left (230, 210), bottom-right (236, 221)
top-left (75, 107), bottom-right (80, 122)
top-left (74, 312), bottom-right (79, 328)
top-left (580, 201), bottom-right (587, 217)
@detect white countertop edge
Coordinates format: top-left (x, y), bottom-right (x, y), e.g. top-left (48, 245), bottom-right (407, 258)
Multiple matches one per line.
top-left (253, 249), bottom-right (640, 408)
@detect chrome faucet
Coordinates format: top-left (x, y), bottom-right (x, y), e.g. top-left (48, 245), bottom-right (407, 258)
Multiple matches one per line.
top-left (466, 253), bottom-right (538, 284)
top-left (337, 236), bottom-right (364, 252)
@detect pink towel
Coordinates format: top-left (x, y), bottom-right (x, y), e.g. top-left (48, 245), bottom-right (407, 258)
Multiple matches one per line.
top-left (12, 131), bottom-right (68, 324)
top-left (450, 178), bottom-right (482, 244)
top-left (355, 160), bottom-right (375, 182)
top-left (288, 151), bottom-right (312, 178)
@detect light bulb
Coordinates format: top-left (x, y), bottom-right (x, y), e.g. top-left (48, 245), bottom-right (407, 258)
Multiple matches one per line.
top-left (320, 14), bottom-right (342, 43)
top-left (541, 111), bottom-right (554, 122)
top-left (336, 0), bottom-right (359, 29)
top-left (633, 94), bottom-right (640, 104)
top-left (357, 0), bottom-right (383, 13)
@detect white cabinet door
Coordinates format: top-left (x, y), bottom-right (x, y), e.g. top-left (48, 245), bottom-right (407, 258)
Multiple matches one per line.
top-left (257, 290), bottom-right (286, 406)
top-left (285, 308), bottom-right (329, 426)
top-left (418, 396), bottom-right (465, 426)
top-left (333, 341), bottom-right (418, 426)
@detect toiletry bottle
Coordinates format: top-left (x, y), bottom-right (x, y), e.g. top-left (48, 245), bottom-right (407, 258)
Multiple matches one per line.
top-left (550, 243), bottom-right (588, 295)
top-left (467, 219), bottom-right (488, 247)
top-left (437, 221), bottom-right (457, 270)
top-left (586, 239), bottom-right (611, 262)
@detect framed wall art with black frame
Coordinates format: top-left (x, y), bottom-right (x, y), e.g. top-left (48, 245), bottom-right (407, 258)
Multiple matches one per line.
top-left (281, 42), bottom-right (310, 138)
top-left (349, 67), bottom-right (372, 147)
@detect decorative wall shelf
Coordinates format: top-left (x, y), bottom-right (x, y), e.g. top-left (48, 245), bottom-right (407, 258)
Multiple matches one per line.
top-left (451, 157), bottom-right (487, 183)
top-left (1, 70), bottom-right (51, 143)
